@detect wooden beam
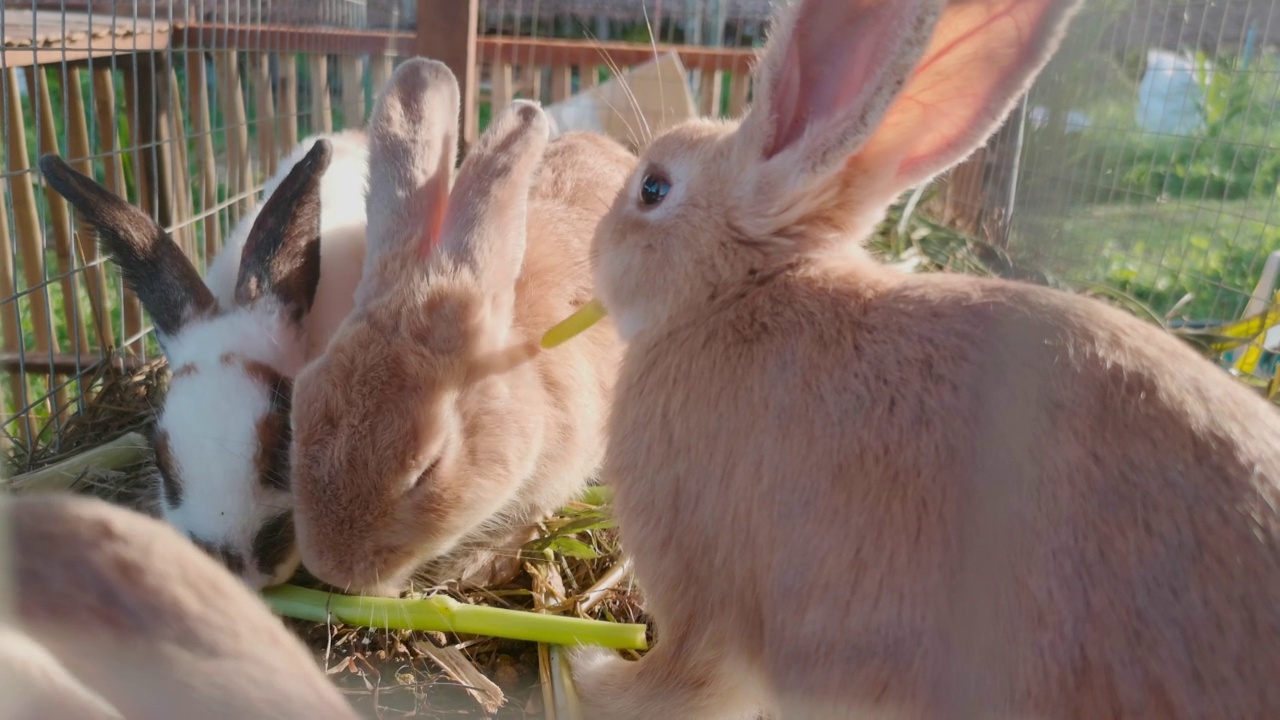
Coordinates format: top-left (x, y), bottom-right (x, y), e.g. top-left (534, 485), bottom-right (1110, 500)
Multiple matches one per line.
top-left (416, 0), bottom-right (479, 148)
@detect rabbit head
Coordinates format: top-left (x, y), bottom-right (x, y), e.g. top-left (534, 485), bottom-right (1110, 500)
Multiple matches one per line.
top-left (0, 494), bottom-right (359, 719)
top-left (591, 0), bottom-right (1081, 342)
top-left (39, 141), bottom-right (339, 590)
top-left (290, 59), bottom-right (627, 596)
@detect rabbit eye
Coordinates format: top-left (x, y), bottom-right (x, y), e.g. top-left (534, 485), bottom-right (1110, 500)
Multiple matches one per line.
top-left (639, 173), bottom-right (671, 207)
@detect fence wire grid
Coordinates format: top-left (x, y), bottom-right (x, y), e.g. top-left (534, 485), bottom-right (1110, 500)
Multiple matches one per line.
top-left (0, 0), bottom-right (417, 448)
top-left (7, 0), bottom-right (1280, 454)
top-left (932, 0), bottom-right (1280, 358)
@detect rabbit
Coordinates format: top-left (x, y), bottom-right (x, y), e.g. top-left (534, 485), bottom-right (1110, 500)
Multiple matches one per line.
top-left (288, 58), bottom-right (635, 596)
top-left (557, 0), bottom-right (1280, 718)
top-left (38, 130), bottom-right (369, 590)
top-left (0, 493), bottom-right (360, 720)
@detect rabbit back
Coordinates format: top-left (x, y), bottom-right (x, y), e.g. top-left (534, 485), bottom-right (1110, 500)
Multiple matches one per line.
top-left (0, 494), bottom-right (358, 720)
top-left (606, 262), bottom-right (1280, 717)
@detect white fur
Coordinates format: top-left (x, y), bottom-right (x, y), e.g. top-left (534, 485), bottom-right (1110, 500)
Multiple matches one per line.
top-left (157, 131), bottom-right (370, 588)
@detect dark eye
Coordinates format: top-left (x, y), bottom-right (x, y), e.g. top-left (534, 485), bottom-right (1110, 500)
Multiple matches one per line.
top-left (639, 173), bottom-right (671, 206)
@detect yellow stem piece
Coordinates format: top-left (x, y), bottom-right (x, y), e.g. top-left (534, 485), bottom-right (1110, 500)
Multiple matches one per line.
top-left (542, 299), bottom-right (608, 349)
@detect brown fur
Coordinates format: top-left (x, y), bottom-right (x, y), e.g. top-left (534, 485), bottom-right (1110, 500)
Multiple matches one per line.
top-left (570, 0), bottom-right (1280, 718)
top-left (290, 59), bottom-right (634, 595)
top-left (0, 494), bottom-right (358, 719)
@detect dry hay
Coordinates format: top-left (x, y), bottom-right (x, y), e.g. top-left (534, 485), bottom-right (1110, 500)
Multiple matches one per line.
top-left (3, 357), bottom-right (650, 719)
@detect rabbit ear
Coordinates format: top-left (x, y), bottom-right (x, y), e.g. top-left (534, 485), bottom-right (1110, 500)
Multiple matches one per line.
top-left (739, 0), bottom-right (943, 178)
top-left (37, 154), bottom-right (216, 340)
top-left (364, 58), bottom-right (459, 280)
top-left (739, 0), bottom-right (1081, 211)
top-left (855, 0), bottom-right (1084, 196)
top-left (436, 100), bottom-right (549, 334)
top-left (234, 139), bottom-right (329, 326)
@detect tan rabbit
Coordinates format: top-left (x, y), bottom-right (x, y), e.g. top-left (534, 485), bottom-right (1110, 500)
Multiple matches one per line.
top-left (289, 58), bottom-right (634, 595)
top-left (561, 0), bottom-right (1280, 718)
top-left (0, 493), bottom-right (358, 720)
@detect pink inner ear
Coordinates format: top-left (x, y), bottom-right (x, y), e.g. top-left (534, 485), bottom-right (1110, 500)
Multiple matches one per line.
top-left (416, 144), bottom-right (456, 259)
top-left (859, 0), bottom-right (1069, 188)
top-left (763, 0), bottom-right (915, 161)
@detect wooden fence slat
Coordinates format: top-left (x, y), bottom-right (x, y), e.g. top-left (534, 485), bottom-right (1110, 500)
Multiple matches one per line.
top-left (63, 66), bottom-right (115, 351)
top-left (252, 52), bottom-right (277, 178)
top-left (28, 67), bottom-right (92, 364)
top-left (0, 177), bottom-right (33, 442)
top-left (187, 51), bottom-right (222, 266)
top-left (417, 0), bottom-right (479, 146)
top-left (309, 54), bottom-right (333, 134)
top-left (550, 65), bottom-right (572, 104)
top-left (215, 51), bottom-right (252, 221)
top-left (91, 64), bottom-right (143, 353)
top-left (167, 64), bottom-right (195, 261)
top-left (340, 55), bottom-right (364, 127)
top-left (699, 69), bottom-right (724, 118)
top-left (491, 63), bottom-right (513, 121)
top-left (371, 54), bottom-right (393, 97)
top-left (579, 65), bottom-right (599, 90)
top-left (727, 71), bottom-right (751, 119)
top-left (277, 53), bottom-right (300, 154)
top-left (522, 66), bottom-right (542, 103)
top-left (3, 67), bottom-right (68, 413)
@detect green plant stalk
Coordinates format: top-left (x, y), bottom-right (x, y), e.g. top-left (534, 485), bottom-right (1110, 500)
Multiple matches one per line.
top-left (263, 585), bottom-right (647, 651)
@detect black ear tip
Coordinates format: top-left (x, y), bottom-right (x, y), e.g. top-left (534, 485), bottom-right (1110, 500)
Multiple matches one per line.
top-left (37, 153), bottom-right (67, 179)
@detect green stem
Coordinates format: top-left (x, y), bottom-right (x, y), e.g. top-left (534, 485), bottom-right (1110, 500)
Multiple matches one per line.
top-left (263, 585), bottom-right (647, 651)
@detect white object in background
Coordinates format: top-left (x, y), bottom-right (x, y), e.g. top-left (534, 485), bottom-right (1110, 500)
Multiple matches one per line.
top-left (1028, 106), bottom-right (1091, 132)
top-left (1136, 48), bottom-right (1206, 136)
top-left (544, 51), bottom-right (699, 149)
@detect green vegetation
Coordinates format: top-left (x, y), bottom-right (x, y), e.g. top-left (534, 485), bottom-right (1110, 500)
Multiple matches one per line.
top-left (1003, 49), bottom-right (1280, 325)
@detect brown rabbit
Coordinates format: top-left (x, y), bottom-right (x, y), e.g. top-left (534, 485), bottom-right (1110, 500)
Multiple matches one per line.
top-left (0, 493), bottom-right (358, 720)
top-left (561, 0), bottom-right (1280, 718)
top-left (289, 59), bottom-right (634, 595)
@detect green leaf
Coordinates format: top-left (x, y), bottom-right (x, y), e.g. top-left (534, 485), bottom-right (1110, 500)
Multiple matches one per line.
top-left (547, 537), bottom-right (600, 560)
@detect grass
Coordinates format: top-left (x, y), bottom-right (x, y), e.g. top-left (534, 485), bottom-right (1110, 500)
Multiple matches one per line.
top-left (1013, 198), bottom-right (1280, 322)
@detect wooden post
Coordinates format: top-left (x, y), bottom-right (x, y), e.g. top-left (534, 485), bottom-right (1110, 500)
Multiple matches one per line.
top-left (28, 67), bottom-right (92, 362)
top-left (91, 64), bottom-right (143, 354)
top-left (63, 66), bottom-right (116, 350)
top-left (340, 55), bottom-right (365, 127)
top-left (4, 67), bottom-right (67, 414)
top-left (188, 51), bottom-right (221, 265)
top-left (416, 0), bottom-right (479, 148)
top-left (308, 54), bottom-right (333, 135)
top-left (276, 54), bottom-right (300, 154)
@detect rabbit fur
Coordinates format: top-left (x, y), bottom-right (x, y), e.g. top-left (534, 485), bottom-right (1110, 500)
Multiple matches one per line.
top-left (38, 130), bottom-right (369, 589)
top-left (567, 0), bottom-right (1280, 718)
top-left (289, 59), bottom-right (634, 595)
top-left (0, 493), bottom-right (358, 720)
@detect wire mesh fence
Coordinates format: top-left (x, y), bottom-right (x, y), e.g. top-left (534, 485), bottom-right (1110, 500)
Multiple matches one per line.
top-left (918, 0), bottom-right (1280, 385)
top-left (0, 0), bottom-right (768, 455)
top-left (0, 0), bottom-right (418, 448)
top-left (12, 0), bottom-right (1280, 455)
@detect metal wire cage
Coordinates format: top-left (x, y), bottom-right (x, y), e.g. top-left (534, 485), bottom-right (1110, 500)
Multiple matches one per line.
top-left (0, 0), bottom-right (418, 448)
top-left (9, 0), bottom-right (1280, 453)
top-left (923, 1), bottom-right (1280, 354)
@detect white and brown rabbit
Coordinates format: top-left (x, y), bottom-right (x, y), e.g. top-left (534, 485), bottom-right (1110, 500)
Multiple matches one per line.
top-left (561, 0), bottom-right (1280, 718)
top-left (289, 59), bottom-right (634, 595)
top-left (38, 131), bottom-right (369, 589)
top-left (0, 493), bottom-right (359, 720)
